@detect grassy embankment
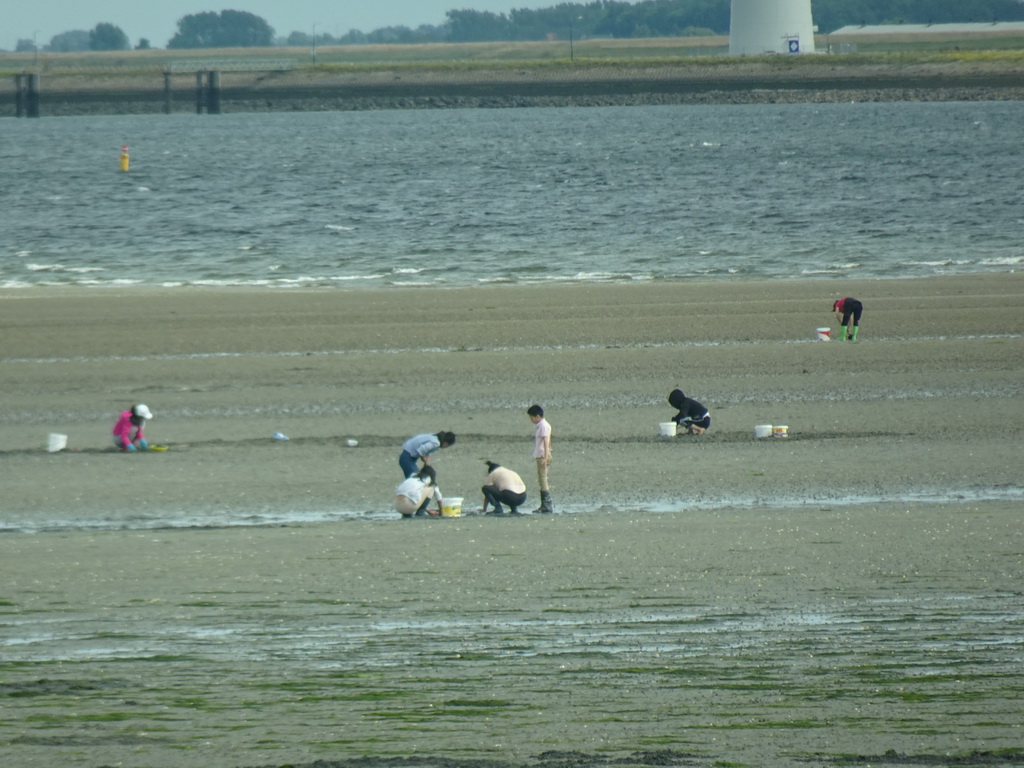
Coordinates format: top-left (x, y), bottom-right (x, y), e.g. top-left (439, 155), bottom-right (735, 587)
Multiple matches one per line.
top-left (1, 33), bottom-right (1023, 80)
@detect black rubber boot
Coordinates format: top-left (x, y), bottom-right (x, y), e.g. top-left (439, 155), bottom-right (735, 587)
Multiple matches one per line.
top-left (534, 491), bottom-right (554, 514)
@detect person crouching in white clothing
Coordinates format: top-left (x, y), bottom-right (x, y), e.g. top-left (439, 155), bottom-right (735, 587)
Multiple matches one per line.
top-left (394, 466), bottom-right (442, 517)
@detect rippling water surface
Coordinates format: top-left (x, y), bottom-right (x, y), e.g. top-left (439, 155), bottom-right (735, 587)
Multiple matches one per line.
top-left (2, 101), bottom-right (1022, 288)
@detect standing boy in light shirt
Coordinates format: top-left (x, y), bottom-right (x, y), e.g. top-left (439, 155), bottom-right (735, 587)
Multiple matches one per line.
top-left (527, 404), bottom-right (553, 514)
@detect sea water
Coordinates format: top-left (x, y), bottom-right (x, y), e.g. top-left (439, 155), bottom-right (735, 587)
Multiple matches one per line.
top-left (2, 100), bottom-right (1022, 289)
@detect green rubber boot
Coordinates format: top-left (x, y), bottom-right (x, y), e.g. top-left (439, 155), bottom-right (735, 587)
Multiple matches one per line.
top-left (850, 325), bottom-right (859, 342)
top-left (839, 325), bottom-right (848, 341)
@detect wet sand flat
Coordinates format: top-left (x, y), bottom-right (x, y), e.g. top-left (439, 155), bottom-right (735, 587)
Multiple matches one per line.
top-left (1, 275), bottom-right (1022, 519)
top-left (2, 504), bottom-right (1022, 768)
top-left (1, 274), bottom-right (1023, 767)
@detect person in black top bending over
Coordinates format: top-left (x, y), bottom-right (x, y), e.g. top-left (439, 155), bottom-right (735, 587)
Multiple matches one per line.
top-left (668, 389), bottom-right (711, 435)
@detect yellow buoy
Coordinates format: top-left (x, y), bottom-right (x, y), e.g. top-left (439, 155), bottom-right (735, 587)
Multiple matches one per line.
top-left (119, 144), bottom-right (130, 172)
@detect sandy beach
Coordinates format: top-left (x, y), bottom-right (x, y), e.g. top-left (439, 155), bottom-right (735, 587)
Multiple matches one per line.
top-left (2, 275), bottom-right (1022, 516)
top-left (1, 275), bottom-right (1023, 767)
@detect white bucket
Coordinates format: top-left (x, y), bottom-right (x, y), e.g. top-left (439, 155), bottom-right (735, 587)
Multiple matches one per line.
top-left (754, 424), bottom-right (773, 439)
top-left (773, 425), bottom-right (789, 438)
top-left (816, 327), bottom-right (831, 341)
top-left (48, 433), bottom-right (68, 452)
top-left (441, 497), bottom-right (463, 517)
top-left (658, 422), bottom-right (677, 437)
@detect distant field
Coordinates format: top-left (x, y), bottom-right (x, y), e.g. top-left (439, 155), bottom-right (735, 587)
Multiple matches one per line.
top-left (827, 31), bottom-right (1024, 54)
top-left (4, 32), bottom-right (1023, 76)
top-left (2, 37), bottom-right (730, 74)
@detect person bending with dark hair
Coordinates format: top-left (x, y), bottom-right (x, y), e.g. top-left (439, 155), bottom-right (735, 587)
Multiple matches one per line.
top-left (832, 297), bottom-right (864, 341)
top-left (394, 465), bottom-right (442, 517)
top-left (398, 431), bottom-right (456, 478)
top-left (668, 389), bottom-right (711, 435)
top-left (481, 460), bottom-right (528, 516)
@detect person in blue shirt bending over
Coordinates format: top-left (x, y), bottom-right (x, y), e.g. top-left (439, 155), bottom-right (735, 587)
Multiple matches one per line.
top-left (398, 431), bottom-right (456, 478)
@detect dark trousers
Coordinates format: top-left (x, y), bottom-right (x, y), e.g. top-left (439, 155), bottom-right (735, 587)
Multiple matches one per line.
top-left (482, 485), bottom-right (527, 511)
top-left (399, 450), bottom-right (420, 478)
top-left (841, 299), bottom-right (864, 326)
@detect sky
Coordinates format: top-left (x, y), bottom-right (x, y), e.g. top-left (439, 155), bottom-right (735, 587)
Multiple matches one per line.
top-left (2, 1), bottom-right (549, 51)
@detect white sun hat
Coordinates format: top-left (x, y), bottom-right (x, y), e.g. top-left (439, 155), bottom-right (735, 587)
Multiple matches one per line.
top-left (134, 404), bottom-right (153, 420)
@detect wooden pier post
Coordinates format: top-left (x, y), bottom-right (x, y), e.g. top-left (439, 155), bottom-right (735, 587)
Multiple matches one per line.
top-left (206, 70), bottom-right (221, 114)
top-left (14, 74), bottom-right (24, 117)
top-left (26, 73), bottom-right (40, 118)
top-left (195, 71), bottom-right (205, 114)
top-left (163, 72), bottom-right (173, 114)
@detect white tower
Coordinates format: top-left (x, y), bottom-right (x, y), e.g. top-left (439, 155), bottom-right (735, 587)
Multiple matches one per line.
top-left (729, 0), bottom-right (816, 56)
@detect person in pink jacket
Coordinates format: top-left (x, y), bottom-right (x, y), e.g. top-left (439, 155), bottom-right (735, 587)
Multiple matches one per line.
top-left (112, 404), bottom-right (153, 451)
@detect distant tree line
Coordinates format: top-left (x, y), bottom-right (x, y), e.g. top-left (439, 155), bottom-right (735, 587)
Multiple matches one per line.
top-left (12, 0), bottom-right (1024, 53)
top-left (302, 0), bottom-right (1024, 45)
top-left (12, 10), bottom-right (271, 53)
top-left (167, 10), bottom-right (274, 48)
top-left (15, 22), bottom-right (139, 52)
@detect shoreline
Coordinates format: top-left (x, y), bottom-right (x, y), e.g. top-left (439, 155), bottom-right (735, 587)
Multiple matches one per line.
top-left (5, 59), bottom-right (1024, 116)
